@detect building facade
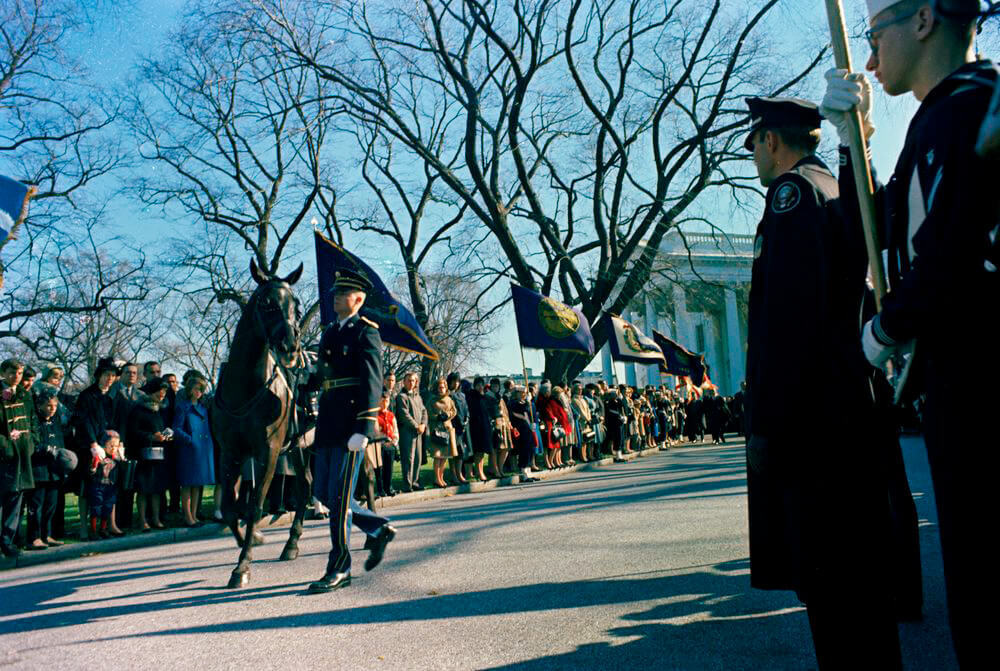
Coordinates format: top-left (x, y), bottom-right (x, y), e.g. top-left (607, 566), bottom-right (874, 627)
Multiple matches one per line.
top-left (601, 230), bottom-right (753, 395)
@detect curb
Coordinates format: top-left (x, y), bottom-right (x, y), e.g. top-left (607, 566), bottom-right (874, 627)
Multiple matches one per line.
top-left (1, 443), bottom-right (675, 571)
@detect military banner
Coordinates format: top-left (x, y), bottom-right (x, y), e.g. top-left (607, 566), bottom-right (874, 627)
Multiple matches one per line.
top-left (510, 283), bottom-right (595, 355)
top-left (652, 330), bottom-right (707, 386)
top-left (606, 313), bottom-right (665, 365)
top-left (314, 230), bottom-right (438, 360)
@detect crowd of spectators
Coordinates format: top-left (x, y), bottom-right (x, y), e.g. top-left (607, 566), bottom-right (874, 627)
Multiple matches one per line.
top-left (1, 353), bottom-right (744, 559)
top-left (1, 357), bottom-right (217, 558)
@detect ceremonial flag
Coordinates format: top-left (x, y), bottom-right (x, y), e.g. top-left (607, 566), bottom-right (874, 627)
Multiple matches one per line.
top-left (1, 175), bottom-right (33, 240)
top-left (510, 283), bottom-right (595, 355)
top-left (314, 230), bottom-right (438, 360)
top-left (652, 330), bottom-right (707, 386)
top-left (606, 313), bottom-right (665, 364)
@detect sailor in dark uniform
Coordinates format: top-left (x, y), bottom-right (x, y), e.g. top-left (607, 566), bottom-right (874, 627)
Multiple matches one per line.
top-left (822, 2), bottom-right (1000, 662)
top-left (308, 268), bottom-right (396, 594)
top-left (742, 96), bottom-right (901, 668)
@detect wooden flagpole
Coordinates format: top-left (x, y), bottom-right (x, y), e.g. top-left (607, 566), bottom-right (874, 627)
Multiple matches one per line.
top-left (824, 0), bottom-right (888, 308)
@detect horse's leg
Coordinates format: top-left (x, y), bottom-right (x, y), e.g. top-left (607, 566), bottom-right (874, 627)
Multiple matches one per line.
top-left (280, 444), bottom-right (310, 561)
top-left (228, 480), bottom-right (260, 588)
top-left (220, 457), bottom-right (244, 547)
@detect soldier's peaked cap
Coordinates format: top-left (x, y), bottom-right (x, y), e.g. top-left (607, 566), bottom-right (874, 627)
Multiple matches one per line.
top-left (332, 267), bottom-right (373, 293)
top-left (744, 97), bottom-right (823, 151)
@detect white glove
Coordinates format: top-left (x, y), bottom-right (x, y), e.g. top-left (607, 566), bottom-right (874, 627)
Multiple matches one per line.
top-left (90, 444), bottom-right (106, 461)
top-left (347, 433), bottom-right (368, 452)
top-left (862, 319), bottom-right (895, 368)
top-left (821, 68), bottom-right (875, 145)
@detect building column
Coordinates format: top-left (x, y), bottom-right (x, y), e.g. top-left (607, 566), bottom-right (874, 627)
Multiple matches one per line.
top-left (644, 294), bottom-right (661, 387)
top-left (724, 288), bottom-right (745, 395)
top-left (601, 341), bottom-right (614, 384)
top-left (672, 283), bottom-right (694, 350)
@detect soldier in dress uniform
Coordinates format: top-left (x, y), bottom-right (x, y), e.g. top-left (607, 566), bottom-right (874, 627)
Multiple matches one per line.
top-left (307, 268), bottom-right (396, 594)
top-left (742, 96), bottom-right (902, 668)
top-left (822, 1), bottom-right (1000, 663)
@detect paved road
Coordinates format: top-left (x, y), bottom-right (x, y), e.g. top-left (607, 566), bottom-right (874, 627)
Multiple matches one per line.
top-left (0, 438), bottom-right (955, 670)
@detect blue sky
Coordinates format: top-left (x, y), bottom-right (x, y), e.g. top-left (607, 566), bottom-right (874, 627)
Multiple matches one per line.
top-left (69, 0), bottom-right (934, 377)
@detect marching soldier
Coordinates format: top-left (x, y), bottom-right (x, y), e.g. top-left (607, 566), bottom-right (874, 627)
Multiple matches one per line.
top-left (742, 97), bottom-right (901, 668)
top-left (822, 1), bottom-right (1000, 663)
top-left (308, 268), bottom-right (396, 594)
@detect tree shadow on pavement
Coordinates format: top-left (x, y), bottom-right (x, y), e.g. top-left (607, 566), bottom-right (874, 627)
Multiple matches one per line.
top-left (50, 557), bottom-right (816, 670)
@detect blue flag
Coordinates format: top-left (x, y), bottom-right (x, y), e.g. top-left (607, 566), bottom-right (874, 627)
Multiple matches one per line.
top-left (652, 330), bottom-right (706, 386)
top-left (510, 283), bottom-right (595, 355)
top-left (606, 313), bottom-right (665, 364)
top-left (1, 175), bottom-right (32, 240)
top-left (314, 231), bottom-right (438, 360)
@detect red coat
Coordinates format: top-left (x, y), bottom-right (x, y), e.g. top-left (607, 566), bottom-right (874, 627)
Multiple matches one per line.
top-left (537, 396), bottom-right (571, 452)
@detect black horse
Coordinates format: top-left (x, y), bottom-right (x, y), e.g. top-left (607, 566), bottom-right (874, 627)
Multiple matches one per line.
top-left (210, 259), bottom-right (312, 588)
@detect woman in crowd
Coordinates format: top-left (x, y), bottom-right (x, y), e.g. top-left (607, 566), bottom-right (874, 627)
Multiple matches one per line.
top-left (25, 388), bottom-right (77, 549)
top-left (129, 377), bottom-right (173, 531)
top-left (70, 357), bottom-right (120, 540)
top-left (553, 385), bottom-right (576, 467)
top-left (426, 378), bottom-right (458, 488)
top-left (464, 377), bottom-right (491, 482)
top-left (447, 372), bottom-right (470, 485)
top-left (537, 382), bottom-right (570, 469)
top-left (171, 372), bottom-right (215, 527)
top-left (571, 383), bottom-right (595, 463)
top-left (506, 386), bottom-right (538, 480)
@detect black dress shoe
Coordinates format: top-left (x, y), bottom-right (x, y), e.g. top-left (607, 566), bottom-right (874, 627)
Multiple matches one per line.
top-left (364, 524), bottom-right (396, 571)
top-left (412, 483), bottom-right (425, 491)
top-left (307, 571), bottom-right (351, 593)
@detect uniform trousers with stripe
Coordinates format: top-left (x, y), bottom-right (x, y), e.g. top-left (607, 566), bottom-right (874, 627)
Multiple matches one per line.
top-left (313, 445), bottom-right (388, 573)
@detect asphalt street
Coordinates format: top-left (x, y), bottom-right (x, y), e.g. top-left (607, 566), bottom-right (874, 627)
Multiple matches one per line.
top-left (0, 438), bottom-right (956, 670)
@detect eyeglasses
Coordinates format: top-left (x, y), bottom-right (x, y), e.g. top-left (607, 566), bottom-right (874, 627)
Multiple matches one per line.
top-left (865, 8), bottom-right (919, 53)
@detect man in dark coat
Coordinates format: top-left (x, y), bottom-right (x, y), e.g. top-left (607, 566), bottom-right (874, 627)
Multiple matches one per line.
top-left (308, 268), bottom-right (395, 593)
top-left (395, 371), bottom-right (427, 492)
top-left (1, 359), bottom-right (38, 557)
top-left (743, 96), bottom-right (900, 668)
top-left (702, 389), bottom-right (730, 445)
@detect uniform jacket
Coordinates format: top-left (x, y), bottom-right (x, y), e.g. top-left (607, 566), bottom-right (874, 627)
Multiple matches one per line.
top-left (746, 155), bottom-right (871, 439)
top-left (315, 314), bottom-right (384, 447)
top-left (840, 60), bottom-right (999, 364)
top-left (1, 383), bottom-right (37, 494)
top-left (745, 155), bottom-right (885, 595)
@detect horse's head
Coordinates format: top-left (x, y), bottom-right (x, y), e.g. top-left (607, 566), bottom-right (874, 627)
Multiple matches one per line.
top-left (248, 259), bottom-right (304, 367)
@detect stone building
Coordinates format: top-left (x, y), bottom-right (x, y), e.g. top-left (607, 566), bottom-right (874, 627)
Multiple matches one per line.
top-left (601, 229), bottom-right (754, 395)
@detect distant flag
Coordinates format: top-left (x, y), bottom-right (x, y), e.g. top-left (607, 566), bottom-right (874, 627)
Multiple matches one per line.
top-left (510, 283), bottom-right (595, 355)
top-left (1, 175), bottom-right (35, 241)
top-left (652, 330), bottom-right (707, 387)
top-left (700, 370), bottom-right (718, 392)
top-left (606, 313), bottom-right (665, 365)
top-left (314, 230), bottom-right (438, 360)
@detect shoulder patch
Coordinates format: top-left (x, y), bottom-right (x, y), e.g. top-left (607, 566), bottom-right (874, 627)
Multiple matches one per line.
top-left (771, 181), bottom-right (801, 214)
top-left (359, 316), bottom-right (379, 329)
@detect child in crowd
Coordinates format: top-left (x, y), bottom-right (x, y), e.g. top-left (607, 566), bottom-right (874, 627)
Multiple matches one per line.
top-left (87, 430), bottom-right (125, 539)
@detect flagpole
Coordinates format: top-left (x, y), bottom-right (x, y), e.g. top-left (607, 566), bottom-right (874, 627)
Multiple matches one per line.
top-left (824, 0), bottom-right (888, 309)
top-left (518, 344), bottom-right (539, 425)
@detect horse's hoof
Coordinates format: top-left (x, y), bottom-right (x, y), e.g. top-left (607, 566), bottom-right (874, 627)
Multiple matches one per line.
top-left (279, 546), bottom-right (299, 561)
top-left (251, 531), bottom-right (266, 546)
top-left (227, 571), bottom-right (250, 589)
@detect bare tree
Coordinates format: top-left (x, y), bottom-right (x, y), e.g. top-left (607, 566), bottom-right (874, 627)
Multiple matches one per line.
top-left (0, 218), bottom-right (153, 387)
top-left (125, 0), bottom-right (340, 311)
top-left (263, 0), bottom-right (824, 381)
